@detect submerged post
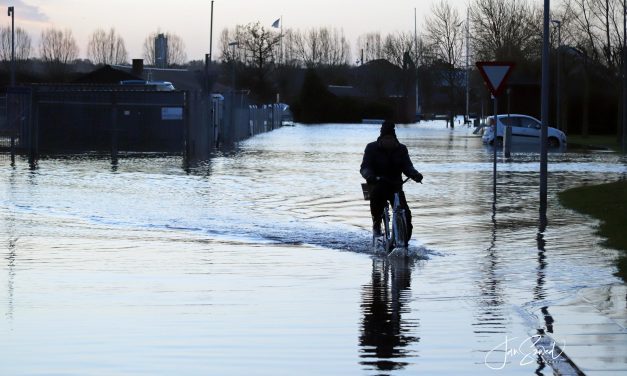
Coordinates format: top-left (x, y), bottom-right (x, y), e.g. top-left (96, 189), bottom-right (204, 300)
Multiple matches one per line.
top-left (504, 88), bottom-right (511, 158)
top-left (111, 94), bottom-right (118, 163)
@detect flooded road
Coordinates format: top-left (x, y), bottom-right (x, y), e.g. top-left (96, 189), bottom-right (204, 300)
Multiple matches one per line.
top-left (1, 122), bottom-right (626, 375)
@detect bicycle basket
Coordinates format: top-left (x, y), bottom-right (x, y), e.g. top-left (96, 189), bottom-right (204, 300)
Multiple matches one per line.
top-left (361, 183), bottom-right (372, 200)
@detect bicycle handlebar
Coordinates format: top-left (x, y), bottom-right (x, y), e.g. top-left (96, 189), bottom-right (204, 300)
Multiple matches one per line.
top-left (380, 176), bottom-right (419, 185)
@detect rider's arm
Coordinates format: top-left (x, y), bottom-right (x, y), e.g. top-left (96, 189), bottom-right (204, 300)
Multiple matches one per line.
top-left (399, 144), bottom-right (422, 182)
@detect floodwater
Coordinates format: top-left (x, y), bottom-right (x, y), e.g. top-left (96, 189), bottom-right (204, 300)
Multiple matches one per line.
top-left (1, 122), bottom-right (626, 375)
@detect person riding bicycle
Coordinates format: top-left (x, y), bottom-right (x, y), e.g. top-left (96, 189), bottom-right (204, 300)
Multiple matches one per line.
top-left (360, 120), bottom-right (423, 240)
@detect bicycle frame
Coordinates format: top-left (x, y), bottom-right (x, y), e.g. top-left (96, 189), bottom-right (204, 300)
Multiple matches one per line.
top-left (373, 178), bottom-right (410, 254)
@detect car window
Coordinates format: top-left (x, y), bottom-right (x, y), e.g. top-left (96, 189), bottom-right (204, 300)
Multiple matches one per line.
top-left (500, 116), bottom-right (521, 127)
top-left (520, 117), bottom-right (541, 129)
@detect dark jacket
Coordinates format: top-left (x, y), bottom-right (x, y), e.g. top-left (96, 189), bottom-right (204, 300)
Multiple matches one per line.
top-left (360, 135), bottom-right (419, 183)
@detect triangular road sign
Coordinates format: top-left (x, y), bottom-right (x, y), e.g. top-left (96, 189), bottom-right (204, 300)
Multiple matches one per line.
top-left (476, 62), bottom-right (515, 97)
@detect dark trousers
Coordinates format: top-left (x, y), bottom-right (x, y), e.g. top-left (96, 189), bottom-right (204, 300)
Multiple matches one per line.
top-left (369, 182), bottom-right (413, 241)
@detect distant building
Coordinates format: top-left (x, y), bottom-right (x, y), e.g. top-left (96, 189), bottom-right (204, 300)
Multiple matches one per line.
top-left (155, 34), bottom-right (168, 68)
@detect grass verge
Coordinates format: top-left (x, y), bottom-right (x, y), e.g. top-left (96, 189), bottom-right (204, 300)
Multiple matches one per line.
top-left (558, 180), bottom-right (627, 281)
top-left (567, 134), bottom-right (622, 152)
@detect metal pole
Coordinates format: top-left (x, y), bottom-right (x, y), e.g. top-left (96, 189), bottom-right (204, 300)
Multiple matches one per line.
top-left (209, 0), bottom-right (214, 63)
top-left (280, 16), bottom-right (283, 65)
top-left (465, 8), bottom-right (470, 123)
top-left (415, 8), bottom-right (420, 120)
top-left (8, 6), bottom-right (15, 87)
top-left (540, 0), bottom-right (550, 221)
top-left (552, 20), bottom-right (562, 130)
top-left (504, 88), bottom-right (511, 158)
top-left (493, 96), bottom-right (498, 202)
top-left (557, 22), bottom-right (561, 131)
top-left (623, 0), bottom-right (626, 153)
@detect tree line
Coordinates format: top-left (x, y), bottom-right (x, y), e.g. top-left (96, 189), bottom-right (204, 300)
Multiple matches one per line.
top-left (0, 26), bottom-right (188, 68)
top-left (1, 0), bottom-right (623, 73)
top-left (215, 0), bottom-right (623, 73)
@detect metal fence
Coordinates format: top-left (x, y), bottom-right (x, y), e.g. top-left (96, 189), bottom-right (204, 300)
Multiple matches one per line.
top-left (208, 92), bottom-right (287, 148)
top-left (2, 86), bottom-right (289, 164)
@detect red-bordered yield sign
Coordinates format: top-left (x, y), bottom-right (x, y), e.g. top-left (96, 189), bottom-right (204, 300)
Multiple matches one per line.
top-left (475, 62), bottom-right (516, 97)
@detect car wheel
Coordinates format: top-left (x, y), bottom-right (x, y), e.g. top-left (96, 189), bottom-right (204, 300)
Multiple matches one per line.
top-left (548, 137), bottom-right (560, 148)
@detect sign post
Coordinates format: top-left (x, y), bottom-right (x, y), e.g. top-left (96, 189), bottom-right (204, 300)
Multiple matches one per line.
top-left (476, 62), bottom-right (515, 203)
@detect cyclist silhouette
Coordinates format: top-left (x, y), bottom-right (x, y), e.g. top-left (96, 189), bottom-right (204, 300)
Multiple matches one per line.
top-left (360, 121), bottom-right (422, 240)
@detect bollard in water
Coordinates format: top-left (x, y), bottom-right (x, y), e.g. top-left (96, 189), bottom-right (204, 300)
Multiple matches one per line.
top-left (503, 125), bottom-right (512, 159)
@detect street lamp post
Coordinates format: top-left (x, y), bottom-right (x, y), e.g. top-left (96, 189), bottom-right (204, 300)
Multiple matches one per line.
top-left (209, 0), bottom-right (214, 63)
top-left (540, 0), bottom-right (550, 223)
top-left (228, 41), bottom-right (239, 145)
top-left (623, 0), bottom-right (626, 153)
top-left (551, 19), bottom-right (561, 131)
top-left (465, 9), bottom-right (470, 124)
top-left (8, 6), bottom-right (15, 86)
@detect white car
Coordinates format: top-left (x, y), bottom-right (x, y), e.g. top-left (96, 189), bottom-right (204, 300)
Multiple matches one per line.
top-left (482, 114), bottom-right (567, 148)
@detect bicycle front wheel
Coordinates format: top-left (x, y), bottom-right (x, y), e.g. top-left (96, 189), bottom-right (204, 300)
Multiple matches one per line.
top-left (393, 211), bottom-right (408, 249)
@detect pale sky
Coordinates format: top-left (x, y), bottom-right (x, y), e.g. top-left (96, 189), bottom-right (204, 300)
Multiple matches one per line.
top-left (2, 0), bottom-right (473, 62)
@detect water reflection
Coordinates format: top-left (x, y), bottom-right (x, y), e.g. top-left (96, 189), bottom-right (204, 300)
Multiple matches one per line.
top-left (474, 205), bottom-right (505, 336)
top-left (4, 167), bottom-right (18, 322)
top-left (359, 258), bottom-right (418, 372)
top-left (533, 230), bottom-right (554, 375)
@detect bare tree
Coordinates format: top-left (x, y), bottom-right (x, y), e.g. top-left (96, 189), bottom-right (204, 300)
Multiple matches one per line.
top-left (167, 33), bottom-right (187, 66)
top-left (425, 0), bottom-right (467, 125)
top-left (356, 32), bottom-right (383, 63)
top-left (291, 27), bottom-right (350, 67)
top-left (39, 27), bottom-right (79, 64)
top-left (240, 22), bottom-right (281, 71)
top-left (562, 0), bottom-right (623, 71)
top-left (426, 0), bottom-right (464, 68)
top-left (469, 0), bottom-right (542, 61)
top-left (87, 28), bottom-right (128, 65)
top-left (383, 32), bottom-right (416, 68)
top-left (0, 26), bottom-right (32, 61)
top-left (142, 30), bottom-right (188, 66)
top-left (280, 28), bottom-right (301, 67)
top-left (218, 26), bottom-right (246, 63)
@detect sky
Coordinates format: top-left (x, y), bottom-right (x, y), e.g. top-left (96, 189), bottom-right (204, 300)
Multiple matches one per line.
top-left (1, 0), bottom-right (472, 62)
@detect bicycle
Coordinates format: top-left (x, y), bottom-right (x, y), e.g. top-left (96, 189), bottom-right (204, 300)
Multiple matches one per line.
top-left (362, 177), bottom-right (413, 256)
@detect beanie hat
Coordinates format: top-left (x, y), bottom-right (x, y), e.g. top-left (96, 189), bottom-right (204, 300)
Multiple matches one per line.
top-left (380, 120), bottom-right (396, 136)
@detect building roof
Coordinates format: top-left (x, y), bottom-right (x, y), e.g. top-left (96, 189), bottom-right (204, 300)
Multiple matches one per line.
top-left (74, 65), bottom-right (141, 84)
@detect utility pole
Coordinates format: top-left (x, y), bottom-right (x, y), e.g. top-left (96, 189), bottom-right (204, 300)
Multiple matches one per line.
top-left (552, 20), bottom-right (561, 130)
top-left (8, 6), bottom-right (15, 86)
top-left (623, 0), bottom-right (626, 153)
top-left (415, 7), bottom-right (420, 119)
top-left (209, 0), bottom-right (214, 63)
top-left (540, 0), bottom-right (551, 223)
top-left (465, 8), bottom-right (470, 123)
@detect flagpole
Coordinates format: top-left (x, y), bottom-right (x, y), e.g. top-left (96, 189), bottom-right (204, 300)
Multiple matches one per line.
top-left (280, 15), bottom-right (283, 65)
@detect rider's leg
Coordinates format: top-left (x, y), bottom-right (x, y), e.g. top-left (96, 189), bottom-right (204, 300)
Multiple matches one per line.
top-left (369, 183), bottom-right (389, 236)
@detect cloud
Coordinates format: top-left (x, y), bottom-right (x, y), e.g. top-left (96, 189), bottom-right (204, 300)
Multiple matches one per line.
top-left (8, 0), bottom-right (49, 22)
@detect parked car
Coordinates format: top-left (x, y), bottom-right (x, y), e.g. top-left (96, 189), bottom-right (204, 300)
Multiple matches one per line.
top-left (482, 114), bottom-right (567, 147)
